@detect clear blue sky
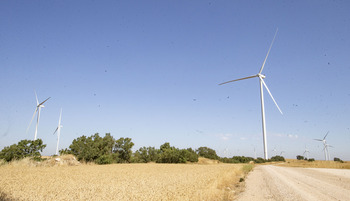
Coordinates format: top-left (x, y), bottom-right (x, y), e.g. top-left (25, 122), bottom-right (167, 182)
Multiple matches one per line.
top-left (1, 1), bottom-right (349, 160)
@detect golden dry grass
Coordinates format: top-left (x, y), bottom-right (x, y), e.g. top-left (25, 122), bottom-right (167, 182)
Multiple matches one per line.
top-left (0, 157), bottom-right (249, 201)
top-left (274, 159), bottom-right (350, 169)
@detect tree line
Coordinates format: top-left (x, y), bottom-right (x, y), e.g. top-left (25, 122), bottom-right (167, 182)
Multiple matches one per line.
top-left (1, 133), bottom-right (285, 164)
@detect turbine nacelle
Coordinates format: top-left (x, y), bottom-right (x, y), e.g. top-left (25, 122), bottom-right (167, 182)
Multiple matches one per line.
top-left (258, 74), bottom-right (266, 79)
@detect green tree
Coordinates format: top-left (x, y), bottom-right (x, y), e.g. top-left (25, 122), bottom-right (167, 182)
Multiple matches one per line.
top-left (196, 147), bottom-right (219, 160)
top-left (270, 155), bottom-right (285, 162)
top-left (157, 142), bottom-right (181, 163)
top-left (135, 146), bottom-right (150, 163)
top-left (114, 137), bottom-right (134, 163)
top-left (296, 155), bottom-right (304, 160)
top-left (254, 157), bottom-right (266, 163)
top-left (156, 143), bottom-right (198, 163)
top-left (334, 157), bottom-right (344, 163)
top-left (69, 133), bottom-right (116, 162)
top-left (181, 148), bottom-right (198, 163)
top-left (0, 139), bottom-right (46, 162)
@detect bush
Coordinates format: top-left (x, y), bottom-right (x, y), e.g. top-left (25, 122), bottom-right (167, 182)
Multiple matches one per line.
top-left (334, 157), bottom-right (344, 163)
top-left (156, 143), bottom-right (198, 163)
top-left (96, 154), bottom-right (114, 164)
top-left (66, 133), bottom-right (134, 164)
top-left (133, 146), bottom-right (160, 163)
top-left (59, 148), bottom-right (71, 155)
top-left (220, 156), bottom-right (255, 163)
top-left (114, 137), bottom-right (134, 163)
top-left (0, 139), bottom-right (46, 162)
top-left (270, 155), bottom-right (285, 162)
top-left (196, 147), bottom-right (219, 160)
top-left (254, 157), bottom-right (266, 164)
top-left (183, 148), bottom-right (198, 163)
top-left (296, 155), bottom-right (304, 160)
top-left (308, 158), bottom-right (315, 162)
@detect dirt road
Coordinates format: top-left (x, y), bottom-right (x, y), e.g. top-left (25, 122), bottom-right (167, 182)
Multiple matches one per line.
top-left (237, 165), bottom-right (350, 201)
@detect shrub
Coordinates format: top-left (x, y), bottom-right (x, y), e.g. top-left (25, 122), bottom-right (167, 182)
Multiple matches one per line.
top-left (156, 143), bottom-right (198, 163)
top-left (296, 155), bottom-right (304, 160)
top-left (96, 154), bottom-right (113, 164)
top-left (254, 157), bottom-right (266, 164)
top-left (220, 156), bottom-right (255, 163)
top-left (0, 139), bottom-right (46, 162)
top-left (180, 148), bottom-right (198, 163)
top-left (270, 155), bottom-right (285, 162)
top-left (133, 146), bottom-right (160, 163)
top-left (114, 137), bottom-right (134, 163)
top-left (66, 133), bottom-right (134, 164)
top-left (308, 158), bottom-right (315, 162)
top-left (334, 157), bottom-right (344, 163)
top-left (59, 148), bottom-right (71, 155)
top-left (196, 147), bottom-right (219, 160)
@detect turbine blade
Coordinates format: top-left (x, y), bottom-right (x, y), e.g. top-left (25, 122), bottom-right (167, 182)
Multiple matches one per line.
top-left (323, 131), bottom-right (329, 140)
top-left (27, 108), bottom-right (38, 133)
top-left (219, 75), bottom-right (258, 85)
top-left (39, 97), bottom-right (51, 106)
top-left (314, 139), bottom-right (323, 141)
top-left (260, 77), bottom-right (283, 114)
top-left (35, 90), bottom-right (39, 106)
top-left (259, 28), bottom-right (278, 74)
top-left (58, 108), bottom-right (62, 125)
top-left (53, 127), bottom-right (58, 135)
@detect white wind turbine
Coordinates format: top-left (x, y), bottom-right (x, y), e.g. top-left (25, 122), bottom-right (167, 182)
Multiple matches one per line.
top-left (279, 151), bottom-right (285, 156)
top-left (314, 131), bottom-right (330, 160)
top-left (219, 29), bottom-right (283, 160)
top-left (27, 91), bottom-right (51, 140)
top-left (303, 146), bottom-right (310, 159)
top-left (272, 147), bottom-right (277, 156)
top-left (53, 108), bottom-right (63, 156)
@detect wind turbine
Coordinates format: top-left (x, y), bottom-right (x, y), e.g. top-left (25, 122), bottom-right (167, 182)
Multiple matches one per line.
top-left (219, 29), bottom-right (283, 160)
top-left (272, 147), bottom-right (277, 156)
top-left (53, 108), bottom-right (63, 156)
top-left (27, 91), bottom-right (51, 140)
top-left (314, 131), bottom-right (329, 160)
top-left (279, 151), bottom-right (285, 156)
top-left (303, 146), bottom-right (310, 159)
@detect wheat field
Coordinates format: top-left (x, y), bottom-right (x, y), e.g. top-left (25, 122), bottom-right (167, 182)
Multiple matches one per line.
top-left (0, 158), bottom-right (248, 201)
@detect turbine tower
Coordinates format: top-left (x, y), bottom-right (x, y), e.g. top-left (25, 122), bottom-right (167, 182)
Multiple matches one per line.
top-left (219, 29), bottom-right (283, 160)
top-left (27, 91), bottom-right (50, 140)
top-left (324, 144), bottom-right (333, 161)
top-left (314, 131), bottom-right (329, 160)
top-left (303, 146), bottom-right (310, 159)
top-left (53, 108), bottom-right (63, 156)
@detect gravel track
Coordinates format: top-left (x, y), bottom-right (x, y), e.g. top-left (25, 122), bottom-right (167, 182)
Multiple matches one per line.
top-left (237, 165), bottom-right (350, 201)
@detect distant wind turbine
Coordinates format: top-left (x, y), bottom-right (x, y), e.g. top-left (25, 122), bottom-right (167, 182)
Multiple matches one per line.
top-left (272, 147), bottom-right (277, 156)
top-left (219, 29), bottom-right (283, 160)
top-left (314, 131), bottom-right (330, 160)
top-left (279, 151), bottom-right (285, 156)
top-left (303, 146), bottom-right (310, 159)
top-left (27, 91), bottom-right (50, 140)
top-left (53, 108), bottom-right (63, 156)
